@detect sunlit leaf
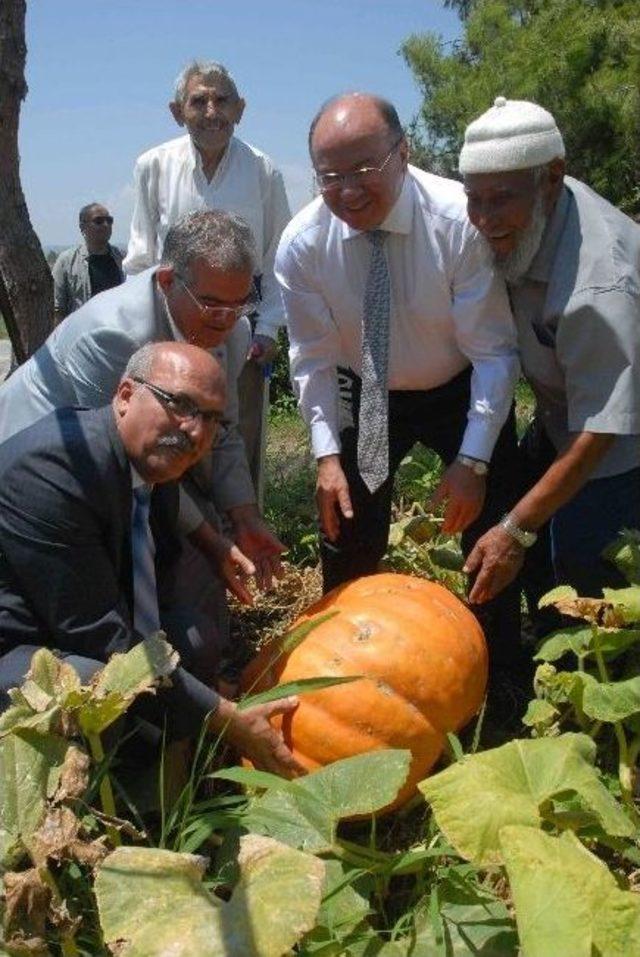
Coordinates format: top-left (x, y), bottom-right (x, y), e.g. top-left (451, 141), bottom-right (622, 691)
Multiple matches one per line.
top-left (538, 585), bottom-right (578, 609)
top-left (419, 734), bottom-right (633, 865)
top-left (500, 826), bottom-right (640, 957)
top-left (602, 586), bottom-right (640, 625)
top-left (521, 698), bottom-right (558, 729)
top-left (602, 530), bottom-right (640, 585)
top-left (95, 835), bottom-right (325, 956)
top-left (574, 672), bottom-right (640, 723)
top-left (93, 631), bottom-right (179, 698)
top-left (534, 625), bottom-right (640, 662)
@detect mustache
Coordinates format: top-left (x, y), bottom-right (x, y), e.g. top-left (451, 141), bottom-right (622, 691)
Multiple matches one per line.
top-left (156, 433), bottom-right (195, 453)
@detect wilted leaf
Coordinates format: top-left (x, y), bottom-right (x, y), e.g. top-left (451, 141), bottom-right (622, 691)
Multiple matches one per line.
top-left (93, 631), bottom-right (178, 698)
top-left (95, 835), bottom-right (325, 956)
top-left (3, 868), bottom-right (50, 939)
top-left (500, 826), bottom-right (640, 957)
top-left (245, 751), bottom-right (412, 852)
top-left (602, 586), bottom-right (640, 625)
top-left (53, 745), bottom-right (90, 803)
top-left (418, 734), bottom-right (633, 865)
top-left (402, 515), bottom-right (439, 545)
top-left (0, 730), bottom-right (70, 868)
top-left (20, 650), bottom-right (81, 713)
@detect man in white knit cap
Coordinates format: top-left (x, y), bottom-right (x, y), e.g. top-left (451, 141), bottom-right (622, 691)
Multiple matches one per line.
top-left (459, 96), bottom-right (640, 627)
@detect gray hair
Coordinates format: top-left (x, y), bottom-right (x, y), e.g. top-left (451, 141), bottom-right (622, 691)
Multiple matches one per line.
top-left (160, 209), bottom-right (256, 277)
top-left (173, 60), bottom-right (240, 105)
top-left (122, 343), bottom-right (157, 381)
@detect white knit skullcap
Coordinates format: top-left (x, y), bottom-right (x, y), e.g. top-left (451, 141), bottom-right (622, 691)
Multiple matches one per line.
top-left (459, 96), bottom-right (565, 174)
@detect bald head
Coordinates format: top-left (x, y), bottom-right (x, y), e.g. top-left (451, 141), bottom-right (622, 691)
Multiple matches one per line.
top-left (114, 342), bottom-right (226, 484)
top-left (309, 93), bottom-right (408, 232)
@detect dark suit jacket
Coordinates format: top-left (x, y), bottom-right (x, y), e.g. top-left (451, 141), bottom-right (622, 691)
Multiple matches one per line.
top-left (0, 405), bottom-right (179, 661)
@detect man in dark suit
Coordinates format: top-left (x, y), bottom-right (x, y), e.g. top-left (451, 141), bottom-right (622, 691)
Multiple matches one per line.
top-left (0, 341), bottom-right (301, 776)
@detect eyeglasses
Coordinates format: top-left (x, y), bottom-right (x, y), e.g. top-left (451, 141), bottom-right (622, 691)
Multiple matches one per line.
top-left (132, 377), bottom-right (224, 425)
top-left (89, 215), bottom-right (114, 226)
top-left (178, 278), bottom-right (253, 322)
top-left (315, 138), bottom-right (404, 193)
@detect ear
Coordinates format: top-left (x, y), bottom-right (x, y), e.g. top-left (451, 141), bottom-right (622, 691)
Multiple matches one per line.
top-left (156, 265), bottom-right (175, 294)
top-left (232, 97), bottom-right (246, 125)
top-left (113, 379), bottom-right (134, 418)
top-left (544, 158), bottom-right (566, 212)
top-left (398, 135), bottom-right (409, 171)
top-left (169, 100), bottom-right (184, 126)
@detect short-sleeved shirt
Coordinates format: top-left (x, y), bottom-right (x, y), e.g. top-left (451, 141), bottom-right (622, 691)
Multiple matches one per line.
top-left (509, 177), bottom-right (640, 479)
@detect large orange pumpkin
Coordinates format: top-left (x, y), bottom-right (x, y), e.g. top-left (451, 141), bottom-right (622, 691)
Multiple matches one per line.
top-left (241, 573), bottom-right (488, 810)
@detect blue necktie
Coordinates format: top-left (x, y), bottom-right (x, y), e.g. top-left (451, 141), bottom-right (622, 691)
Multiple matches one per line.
top-left (131, 485), bottom-right (161, 636)
top-left (357, 229), bottom-right (390, 492)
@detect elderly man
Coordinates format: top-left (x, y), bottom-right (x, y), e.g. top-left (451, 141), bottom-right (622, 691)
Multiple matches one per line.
top-left (0, 209), bottom-right (284, 663)
top-left (0, 342), bottom-right (300, 775)
top-left (459, 97), bottom-right (640, 620)
top-left (276, 92), bottom-right (522, 660)
top-left (124, 60), bottom-right (291, 502)
top-left (52, 202), bottom-right (124, 322)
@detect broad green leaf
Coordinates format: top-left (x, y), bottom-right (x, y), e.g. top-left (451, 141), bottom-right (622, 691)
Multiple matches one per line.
top-left (602, 529), bottom-right (640, 585)
top-left (77, 690), bottom-right (128, 736)
top-left (574, 672), bottom-right (640, 723)
top-left (212, 766), bottom-right (300, 793)
top-left (429, 545), bottom-right (465, 572)
top-left (301, 858), bottom-right (372, 954)
top-left (419, 733), bottom-right (633, 865)
top-left (538, 585), bottom-right (577, 609)
top-left (521, 698), bottom-right (558, 728)
top-left (94, 631), bottom-right (178, 697)
top-left (412, 876), bottom-right (518, 955)
top-left (500, 826), bottom-right (640, 957)
top-left (239, 675), bottom-right (360, 710)
top-left (96, 835), bottom-right (325, 956)
top-left (535, 625), bottom-right (640, 662)
top-left (20, 648), bottom-right (81, 711)
top-left (602, 586), bottom-right (640, 625)
top-left (0, 730), bottom-right (70, 868)
top-left (246, 751), bottom-right (412, 852)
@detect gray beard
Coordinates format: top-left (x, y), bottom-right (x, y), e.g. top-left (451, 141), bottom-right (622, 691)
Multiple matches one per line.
top-left (494, 193), bottom-right (548, 285)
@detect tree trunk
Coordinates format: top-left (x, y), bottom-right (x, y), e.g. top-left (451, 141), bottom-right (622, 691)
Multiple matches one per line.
top-left (0, 0), bottom-right (53, 363)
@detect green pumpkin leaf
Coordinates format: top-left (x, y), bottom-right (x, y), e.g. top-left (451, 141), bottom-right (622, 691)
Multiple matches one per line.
top-left (602, 529), bottom-right (640, 585)
top-left (535, 625), bottom-right (640, 662)
top-left (429, 545), bottom-right (466, 572)
top-left (0, 730), bottom-right (70, 869)
top-left (95, 836), bottom-right (325, 957)
top-left (521, 698), bottom-right (559, 729)
top-left (245, 750), bottom-right (412, 852)
top-left (602, 586), bottom-right (640, 625)
top-left (573, 672), bottom-right (640, 723)
top-left (500, 826), bottom-right (640, 957)
top-left (419, 733), bottom-right (633, 865)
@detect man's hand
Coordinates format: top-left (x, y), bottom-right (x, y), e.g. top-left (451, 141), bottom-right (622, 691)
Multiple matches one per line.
top-left (248, 334), bottom-right (278, 368)
top-left (429, 460), bottom-right (486, 534)
top-left (210, 695), bottom-right (305, 777)
top-left (316, 454), bottom-right (353, 542)
top-left (188, 521), bottom-right (256, 605)
top-left (228, 504), bottom-right (285, 591)
top-left (464, 525), bottom-right (525, 604)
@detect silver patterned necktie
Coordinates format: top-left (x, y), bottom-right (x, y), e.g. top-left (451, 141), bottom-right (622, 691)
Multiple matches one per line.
top-left (132, 485), bottom-right (161, 636)
top-left (357, 229), bottom-right (390, 492)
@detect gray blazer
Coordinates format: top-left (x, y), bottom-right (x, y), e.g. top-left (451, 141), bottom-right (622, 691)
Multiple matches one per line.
top-left (52, 241), bottom-right (125, 320)
top-left (0, 268), bottom-right (256, 522)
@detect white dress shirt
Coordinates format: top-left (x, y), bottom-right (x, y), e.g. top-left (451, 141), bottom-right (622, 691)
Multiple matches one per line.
top-left (275, 165), bottom-right (519, 462)
top-left (123, 134), bottom-right (291, 339)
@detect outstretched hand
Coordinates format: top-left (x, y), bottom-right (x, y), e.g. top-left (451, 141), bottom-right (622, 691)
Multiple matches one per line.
top-left (428, 460), bottom-right (486, 534)
top-left (464, 525), bottom-right (524, 604)
top-left (211, 695), bottom-right (305, 777)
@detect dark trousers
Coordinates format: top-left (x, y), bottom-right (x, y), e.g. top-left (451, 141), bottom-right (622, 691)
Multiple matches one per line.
top-left (320, 367), bottom-right (523, 666)
top-left (521, 420), bottom-right (640, 634)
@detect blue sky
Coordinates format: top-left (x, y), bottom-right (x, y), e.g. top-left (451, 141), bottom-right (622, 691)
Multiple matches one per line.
top-left (21, 1), bottom-right (461, 247)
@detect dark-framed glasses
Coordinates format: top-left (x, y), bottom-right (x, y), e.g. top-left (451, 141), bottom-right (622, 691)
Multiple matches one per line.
top-left (315, 137), bottom-right (404, 193)
top-left (178, 277), bottom-right (254, 321)
top-left (90, 215), bottom-right (114, 226)
top-left (132, 377), bottom-right (223, 425)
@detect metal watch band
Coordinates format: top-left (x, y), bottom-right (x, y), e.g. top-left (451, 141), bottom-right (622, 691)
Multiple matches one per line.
top-left (500, 512), bottom-right (538, 548)
top-left (456, 454), bottom-right (489, 476)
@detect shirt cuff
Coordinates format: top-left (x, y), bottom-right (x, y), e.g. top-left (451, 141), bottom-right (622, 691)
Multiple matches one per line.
top-left (157, 666), bottom-right (220, 738)
top-left (459, 419), bottom-right (500, 463)
top-left (311, 420), bottom-right (341, 460)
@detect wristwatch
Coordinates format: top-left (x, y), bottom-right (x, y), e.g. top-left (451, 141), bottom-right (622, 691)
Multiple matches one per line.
top-left (500, 512), bottom-right (538, 548)
top-left (456, 454), bottom-right (489, 476)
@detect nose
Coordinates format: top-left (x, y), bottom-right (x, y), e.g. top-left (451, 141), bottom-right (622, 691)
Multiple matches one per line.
top-left (339, 178), bottom-right (366, 202)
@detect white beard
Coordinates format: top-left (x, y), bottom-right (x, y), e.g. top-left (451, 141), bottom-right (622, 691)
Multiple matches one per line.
top-left (495, 192), bottom-right (548, 285)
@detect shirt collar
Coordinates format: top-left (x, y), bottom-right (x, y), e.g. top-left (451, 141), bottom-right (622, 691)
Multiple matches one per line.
top-left (524, 185), bottom-right (571, 283)
top-left (188, 134), bottom-right (234, 181)
top-left (340, 171), bottom-right (414, 241)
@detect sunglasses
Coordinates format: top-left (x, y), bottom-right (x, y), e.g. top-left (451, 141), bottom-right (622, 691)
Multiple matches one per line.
top-left (89, 215), bottom-right (114, 226)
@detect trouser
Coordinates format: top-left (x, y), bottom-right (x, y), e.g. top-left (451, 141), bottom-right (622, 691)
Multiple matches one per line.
top-left (320, 367), bottom-right (524, 668)
top-left (0, 606), bottom-right (220, 743)
top-left (521, 420), bottom-right (640, 634)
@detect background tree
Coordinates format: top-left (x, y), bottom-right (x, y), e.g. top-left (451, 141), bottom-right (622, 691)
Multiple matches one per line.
top-left (0, 0), bottom-right (53, 363)
top-left (404, 0), bottom-right (640, 214)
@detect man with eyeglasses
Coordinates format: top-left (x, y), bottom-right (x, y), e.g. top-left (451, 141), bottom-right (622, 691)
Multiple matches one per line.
top-left (52, 202), bottom-right (124, 323)
top-left (276, 92), bottom-right (525, 672)
top-left (0, 341), bottom-right (302, 777)
top-left (123, 59), bottom-right (291, 504)
top-left (0, 209), bottom-right (285, 673)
